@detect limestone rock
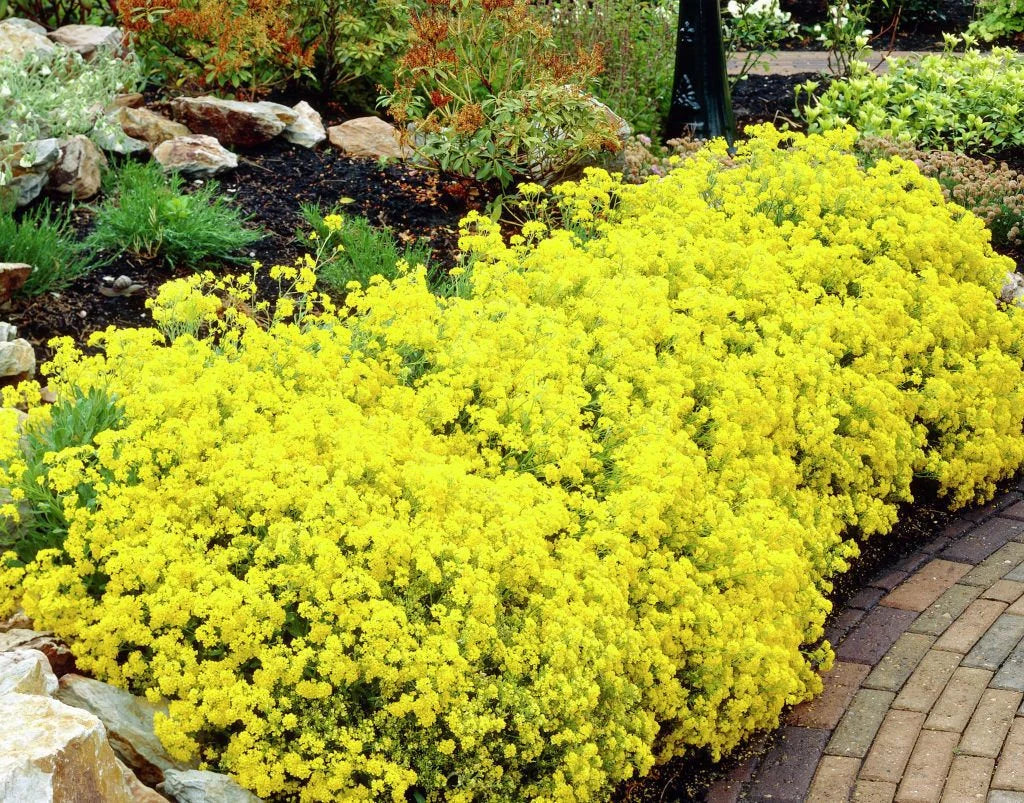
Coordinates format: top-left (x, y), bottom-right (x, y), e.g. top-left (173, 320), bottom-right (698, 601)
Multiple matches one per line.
top-left (0, 692), bottom-right (140, 802)
top-left (152, 135), bottom-right (238, 178)
top-left (112, 93), bottom-right (146, 110)
top-left (56, 674), bottom-right (193, 786)
top-left (118, 107), bottom-right (191, 149)
top-left (170, 97), bottom-right (298, 147)
top-left (327, 117), bottom-right (410, 161)
top-left (0, 649), bottom-right (58, 697)
top-left (1002, 271), bottom-right (1024, 307)
top-left (4, 18), bottom-right (47, 35)
top-left (0, 610), bottom-right (32, 631)
top-left (47, 24), bottom-right (123, 59)
top-left (0, 264), bottom-right (32, 303)
top-left (47, 135), bottom-right (107, 199)
top-left (0, 629), bottom-right (74, 676)
top-left (282, 101), bottom-right (326, 149)
top-left (588, 95), bottom-right (631, 146)
top-left (157, 769), bottom-right (262, 803)
top-left (5, 138), bottom-right (61, 207)
top-left (118, 759), bottom-right (169, 801)
top-left (0, 339), bottom-right (35, 378)
top-left (0, 19), bottom-right (57, 60)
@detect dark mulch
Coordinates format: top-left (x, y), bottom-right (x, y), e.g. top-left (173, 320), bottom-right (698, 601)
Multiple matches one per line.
top-left (731, 72), bottom-right (822, 128)
top-left (7, 142), bottom-right (492, 362)
top-left (780, 0), bottom-right (975, 51)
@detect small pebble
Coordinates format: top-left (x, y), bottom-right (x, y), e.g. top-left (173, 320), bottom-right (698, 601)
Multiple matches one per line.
top-left (78, 310), bottom-right (87, 319)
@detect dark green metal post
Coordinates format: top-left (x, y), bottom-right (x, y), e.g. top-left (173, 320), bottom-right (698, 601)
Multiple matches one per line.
top-left (667, 0), bottom-right (736, 142)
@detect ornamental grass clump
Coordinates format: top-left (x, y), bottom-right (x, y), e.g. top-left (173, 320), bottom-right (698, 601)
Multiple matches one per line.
top-left (0, 200), bottom-right (96, 295)
top-left (85, 161), bottom-right (263, 269)
top-left (2, 127), bottom-right (1024, 802)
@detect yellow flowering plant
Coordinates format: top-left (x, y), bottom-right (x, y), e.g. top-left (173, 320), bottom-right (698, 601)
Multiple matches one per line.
top-left (2, 126), bottom-right (1023, 801)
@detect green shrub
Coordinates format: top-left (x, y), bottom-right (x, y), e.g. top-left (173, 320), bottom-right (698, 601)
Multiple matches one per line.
top-left (797, 45), bottom-right (1024, 153)
top-left (0, 0), bottom-right (116, 28)
top-left (298, 203), bottom-right (432, 293)
top-left (380, 0), bottom-right (619, 188)
top-left (84, 161), bottom-right (262, 269)
top-left (3, 127), bottom-right (1024, 801)
top-left (544, 0), bottom-right (676, 138)
top-left (292, 0), bottom-right (412, 96)
top-left (0, 200), bottom-right (95, 296)
top-left (969, 0), bottom-right (1024, 41)
top-left (117, 0), bottom-right (314, 98)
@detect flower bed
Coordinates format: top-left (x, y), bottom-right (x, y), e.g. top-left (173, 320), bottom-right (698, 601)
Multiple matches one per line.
top-left (2, 127), bottom-right (1023, 801)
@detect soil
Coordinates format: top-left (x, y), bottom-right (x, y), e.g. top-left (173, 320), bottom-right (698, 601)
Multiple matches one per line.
top-left (7, 142), bottom-right (494, 363)
top-left (780, 0), bottom-right (976, 51)
top-left (731, 72), bottom-right (822, 127)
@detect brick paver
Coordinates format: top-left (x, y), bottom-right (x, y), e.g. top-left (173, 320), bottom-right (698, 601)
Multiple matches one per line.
top-left (892, 649), bottom-right (960, 713)
top-left (962, 542), bottom-right (1024, 587)
top-left (989, 791), bottom-right (1024, 803)
top-left (1007, 561), bottom-right (1024, 584)
top-left (880, 559), bottom-right (972, 612)
top-left (744, 726), bottom-right (831, 802)
top-left (941, 754), bottom-right (992, 802)
top-left (993, 718), bottom-right (1024, 792)
top-left (924, 666), bottom-right (992, 732)
top-left (934, 599), bottom-right (1007, 654)
top-left (993, 644), bottom-right (1024, 692)
top-left (838, 607), bottom-right (919, 665)
top-left (806, 755), bottom-right (860, 803)
top-left (863, 632), bottom-right (934, 693)
top-left (895, 728), bottom-right (958, 802)
top-left (908, 583), bottom-right (982, 637)
top-left (859, 709), bottom-right (925, 783)
top-left (942, 518), bottom-right (1024, 564)
top-left (827, 689), bottom-right (896, 758)
top-left (854, 779), bottom-right (898, 802)
top-left (706, 490), bottom-right (1024, 802)
top-left (727, 50), bottom-right (923, 77)
top-left (790, 661), bottom-right (870, 729)
top-left (985, 579), bottom-right (1024, 603)
top-left (960, 689), bottom-right (1023, 758)
top-left (964, 614), bottom-right (1024, 670)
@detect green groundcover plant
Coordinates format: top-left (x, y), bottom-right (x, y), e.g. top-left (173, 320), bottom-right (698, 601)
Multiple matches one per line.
top-left (0, 48), bottom-right (140, 146)
top-left (969, 0), bottom-right (1024, 41)
top-left (2, 127), bottom-right (1023, 801)
top-left (797, 43), bottom-right (1024, 153)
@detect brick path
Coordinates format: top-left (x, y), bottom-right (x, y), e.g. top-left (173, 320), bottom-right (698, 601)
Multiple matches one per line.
top-left (727, 50), bottom-right (924, 76)
top-left (707, 485), bottom-right (1024, 802)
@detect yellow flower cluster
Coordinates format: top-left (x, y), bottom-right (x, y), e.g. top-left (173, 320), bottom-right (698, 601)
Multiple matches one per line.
top-left (2, 126), bottom-right (1023, 801)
